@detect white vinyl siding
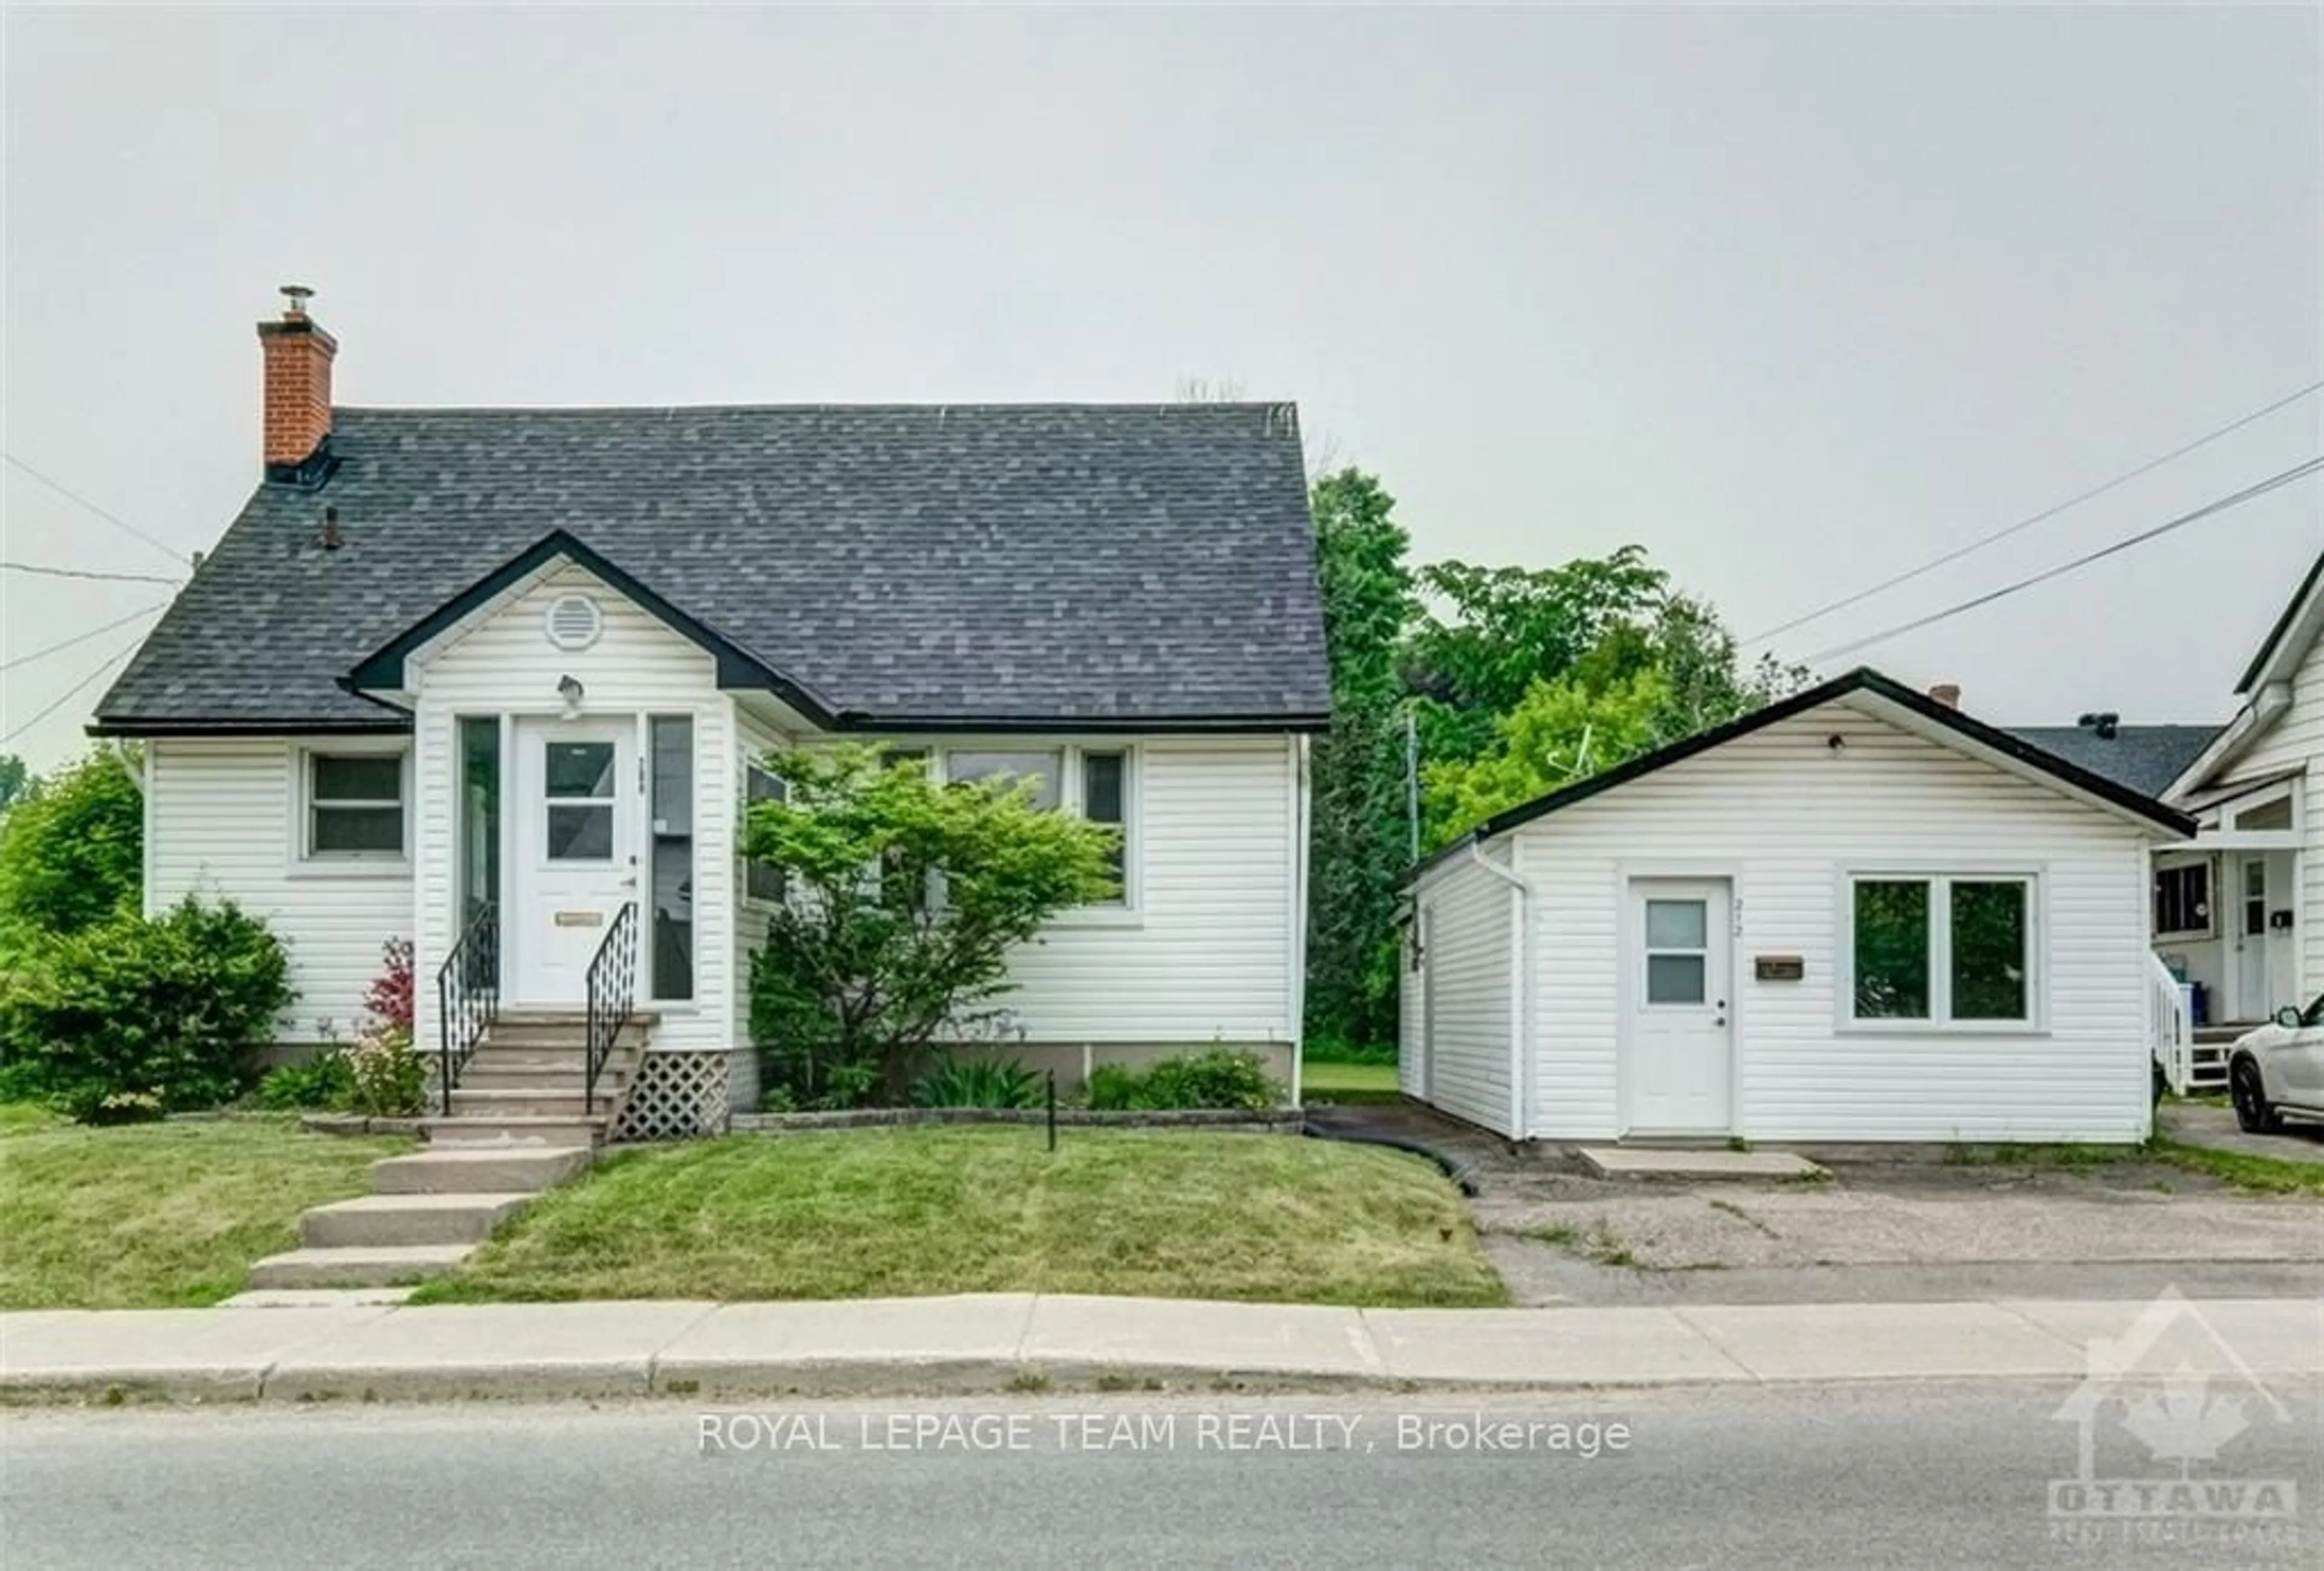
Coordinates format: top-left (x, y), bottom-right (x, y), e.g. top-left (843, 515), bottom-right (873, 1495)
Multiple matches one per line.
top-left (408, 562), bottom-right (736, 1054)
top-left (1400, 851), bottom-right (1515, 1136)
top-left (2212, 630), bottom-right (2323, 1006)
top-left (1505, 700), bottom-right (2156, 1144)
top-left (145, 739), bottom-right (412, 1041)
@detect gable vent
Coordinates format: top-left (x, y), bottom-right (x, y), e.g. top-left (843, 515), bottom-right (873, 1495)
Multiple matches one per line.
top-left (544, 594), bottom-right (603, 652)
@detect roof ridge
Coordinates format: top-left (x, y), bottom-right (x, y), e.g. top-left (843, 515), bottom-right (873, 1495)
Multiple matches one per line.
top-left (330, 400), bottom-right (1300, 417)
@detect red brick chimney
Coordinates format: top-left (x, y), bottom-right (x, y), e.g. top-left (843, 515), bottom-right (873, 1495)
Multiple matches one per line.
top-left (257, 285), bottom-right (336, 472)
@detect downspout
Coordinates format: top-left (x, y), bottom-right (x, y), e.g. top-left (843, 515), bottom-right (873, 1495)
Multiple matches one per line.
top-left (105, 738), bottom-right (145, 794)
top-left (1468, 841), bottom-right (1532, 1141)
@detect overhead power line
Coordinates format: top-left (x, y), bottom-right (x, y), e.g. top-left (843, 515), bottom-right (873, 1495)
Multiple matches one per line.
top-left (1800, 455), bottom-right (2324, 665)
top-left (2, 560), bottom-right (186, 587)
top-left (1745, 379), bottom-right (2324, 645)
top-left (0, 603), bottom-right (168, 674)
top-left (2, 452), bottom-right (189, 568)
top-left (1, 641), bottom-right (138, 746)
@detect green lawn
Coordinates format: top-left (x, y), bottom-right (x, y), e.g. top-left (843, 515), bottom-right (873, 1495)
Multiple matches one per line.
top-left (0, 1111), bottom-right (413, 1308)
top-left (1300, 1059), bottom-right (1403, 1105)
top-left (417, 1126), bottom-right (1505, 1308)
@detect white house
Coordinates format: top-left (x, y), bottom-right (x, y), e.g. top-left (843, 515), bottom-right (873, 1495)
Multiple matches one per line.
top-left (93, 292), bottom-right (1327, 1136)
top-left (2150, 552), bottom-right (2322, 1030)
top-left (1399, 668), bottom-right (2193, 1145)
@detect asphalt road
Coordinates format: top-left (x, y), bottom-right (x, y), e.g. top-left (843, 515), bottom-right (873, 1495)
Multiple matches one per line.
top-left (5, 1383), bottom-right (2317, 1569)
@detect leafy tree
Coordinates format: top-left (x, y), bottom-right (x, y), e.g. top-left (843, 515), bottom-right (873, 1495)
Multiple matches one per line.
top-left (1301, 469), bottom-right (1416, 1053)
top-left (743, 745), bottom-right (1118, 1107)
top-left (1403, 547), bottom-right (1668, 765)
top-left (0, 754), bottom-right (27, 812)
top-left (1422, 667), bottom-right (1672, 845)
top-left (0, 749), bottom-right (142, 962)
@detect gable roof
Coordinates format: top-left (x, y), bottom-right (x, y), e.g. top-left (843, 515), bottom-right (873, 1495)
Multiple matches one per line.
top-left (2001, 725), bottom-right (2220, 800)
top-left (2236, 548), bottom-right (2324, 694)
top-left (93, 403), bottom-right (1330, 735)
top-left (1411, 667), bottom-right (2196, 878)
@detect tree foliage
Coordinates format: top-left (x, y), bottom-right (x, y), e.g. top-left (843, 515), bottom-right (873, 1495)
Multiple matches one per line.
top-left (1301, 469), bottom-right (1416, 1053)
top-left (0, 750), bottom-right (142, 962)
top-left (0, 754), bottom-right (27, 813)
top-left (1422, 667), bottom-right (1673, 845)
top-left (743, 745), bottom-right (1119, 1107)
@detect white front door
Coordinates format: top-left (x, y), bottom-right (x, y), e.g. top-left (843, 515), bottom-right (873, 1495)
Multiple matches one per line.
top-left (2236, 856), bottom-right (2269, 1020)
top-left (1626, 879), bottom-right (1733, 1135)
top-left (510, 717), bottom-right (637, 1006)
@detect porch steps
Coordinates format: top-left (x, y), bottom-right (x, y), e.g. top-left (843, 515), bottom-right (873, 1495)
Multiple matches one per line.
top-left (300, 1193), bottom-right (536, 1250)
top-left (372, 1145), bottom-right (594, 1194)
top-left (247, 1245), bottom-right (477, 1291)
top-left (419, 1116), bottom-right (609, 1148)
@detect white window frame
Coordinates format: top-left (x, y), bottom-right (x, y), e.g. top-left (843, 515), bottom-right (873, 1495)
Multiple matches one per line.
top-left (2153, 854), bottom-right (2214, 941)
top-left (291, 742), bottom-right (412, 876)
top-left (1838, 868), bottom-right (2046, 1035)
top-left (932, 742), bottom-right (1141, 921)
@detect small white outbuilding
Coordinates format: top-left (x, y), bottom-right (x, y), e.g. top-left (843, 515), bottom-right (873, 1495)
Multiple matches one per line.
top-left (1399, 667), bottom-right (2195, 1145)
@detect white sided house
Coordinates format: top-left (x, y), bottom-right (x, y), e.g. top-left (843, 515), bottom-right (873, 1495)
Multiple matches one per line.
top-left (1399, 668), bottom-right (2194, 1145)
top-left (94, 294), bottom-right (1327, 1139)
top-left (2153, 552), bottom-right (2324, 1035)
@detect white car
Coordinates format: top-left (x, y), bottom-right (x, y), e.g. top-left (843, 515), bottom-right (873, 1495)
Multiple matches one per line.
top-left (2228, 994), bottom-right (2324, 1133)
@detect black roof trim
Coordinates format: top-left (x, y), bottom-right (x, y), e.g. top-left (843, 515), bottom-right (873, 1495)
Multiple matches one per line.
top-left (344, 530), bottom-right (844, 726)
top-left (1407, 666), bottom-right (2196, 882)
top-left (87, 717), bottom-right (414, 739)
top-left (2236, 550), bottom-right (2324, 694)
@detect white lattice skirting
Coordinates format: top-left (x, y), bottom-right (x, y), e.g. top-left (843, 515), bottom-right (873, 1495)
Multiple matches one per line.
top-left (612, 1050), bottom-right (741, 1141)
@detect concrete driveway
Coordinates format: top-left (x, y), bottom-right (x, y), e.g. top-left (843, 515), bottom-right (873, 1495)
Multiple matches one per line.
top-left (1306, 1103), bottom-right (2324, 1308)
top-left (2161, 1099), bottom-right (2324, 1165)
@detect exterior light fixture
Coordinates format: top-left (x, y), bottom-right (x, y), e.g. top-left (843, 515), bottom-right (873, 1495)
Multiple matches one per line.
top-left (557, 674), bottom-right (585, 716)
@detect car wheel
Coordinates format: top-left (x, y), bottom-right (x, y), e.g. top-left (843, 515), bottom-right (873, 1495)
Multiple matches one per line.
top-left (2230, 1058), bottom-right (2281, 1135)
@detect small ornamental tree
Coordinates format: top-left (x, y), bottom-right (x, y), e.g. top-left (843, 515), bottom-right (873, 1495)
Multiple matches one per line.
top-left (743, 745), bottom-right (1118, 1107)
top-left (0, 749), bottom-right (142, 963)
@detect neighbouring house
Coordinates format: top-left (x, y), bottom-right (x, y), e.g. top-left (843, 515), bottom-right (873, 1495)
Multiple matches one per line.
top-left (1397, 668), bottom-right (2194, 1145)
top-left (2145, 552), bottom-right (2322, 1033)
top-left (91, 291), bottom-right (1328, 1136)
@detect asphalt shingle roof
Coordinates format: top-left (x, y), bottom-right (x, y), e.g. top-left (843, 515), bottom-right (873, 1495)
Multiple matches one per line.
top-left (95, 403), bottom-right (1330, 732)
top-left (2003, 724), bottom-right (2219, 799)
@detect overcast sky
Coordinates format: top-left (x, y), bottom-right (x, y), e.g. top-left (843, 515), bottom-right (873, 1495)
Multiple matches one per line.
top-left (4, 5), bottom-right (2319, 771)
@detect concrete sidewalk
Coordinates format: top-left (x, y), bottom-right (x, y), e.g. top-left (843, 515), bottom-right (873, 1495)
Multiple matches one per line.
top-left (4, 1293), bottom-right (2319, 1403)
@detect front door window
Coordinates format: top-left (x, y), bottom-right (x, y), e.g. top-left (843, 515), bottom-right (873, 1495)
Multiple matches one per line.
top-left (545, 741), bottom-right (617, 861)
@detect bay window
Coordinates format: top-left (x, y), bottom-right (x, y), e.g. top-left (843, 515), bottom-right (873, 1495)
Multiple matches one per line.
top-left (1849, 872), bottom-right (2035, 1027)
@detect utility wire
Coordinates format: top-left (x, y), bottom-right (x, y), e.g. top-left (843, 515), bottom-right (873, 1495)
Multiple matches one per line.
top-left (2, 560), bottom-right (186, 587)
top-left (1, 641), bottom-right (138, 746)
top-left (1745, 379), bottom-right (2324, 645)
top-left (3, 452), bottom-right (189, 567)
top-left (1800, 455), bottom-right (2324, 665)
top-left (0, 604), bottom-right (168, 674)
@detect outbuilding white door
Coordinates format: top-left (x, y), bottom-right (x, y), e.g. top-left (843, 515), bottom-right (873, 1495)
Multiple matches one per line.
top-left (1626, 879), bottom-right (1733, 1134)
top-left (510, 717), bottom-right (637, 1006)
top-left (2236, 857), bottom-right (2268, 1020)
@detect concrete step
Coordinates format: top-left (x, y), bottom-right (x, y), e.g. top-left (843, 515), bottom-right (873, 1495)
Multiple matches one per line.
top-left (447, 1088), bottom-right (619, 1119)
top-left (421, 1115), bottom-right (611, 1148)
top-left (218, 1286), bottom-right (416, 1309)
top-left (372, 1145), bottom-right (594, 1194)
top-left (495, 1009), bottom-right (661, 1027)
top-left (301, 1193), bottom-right (535, 1249)
top-left (478, 1029), bottom-right (647, 1054)
top-left (462, 1047), bottom-right (635, 1073)
top-left (247, 1243), bottom-right (474, 1290)
top-left (459, 1066), bottom-right (596, 1093)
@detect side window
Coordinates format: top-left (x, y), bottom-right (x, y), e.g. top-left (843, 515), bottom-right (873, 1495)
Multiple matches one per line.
top-left (744, 763), bottom-right (787, 904)
top-left (307, 753), bottom-right (405, 858)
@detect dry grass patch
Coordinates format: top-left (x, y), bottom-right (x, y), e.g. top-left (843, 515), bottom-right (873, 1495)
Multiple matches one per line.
top-left (0, 1113), bottom-right (412, 1308)
top-left (418, 1127), bottom-right (1506, 1308)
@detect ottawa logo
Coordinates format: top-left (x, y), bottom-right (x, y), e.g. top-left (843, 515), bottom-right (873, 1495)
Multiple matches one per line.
top-left (2047, 1287), bottom-right (2298, 1529)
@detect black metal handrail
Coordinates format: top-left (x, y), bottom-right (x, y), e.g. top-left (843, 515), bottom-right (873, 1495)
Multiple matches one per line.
top-left (585, 901), bottom-right (639, 1114)
top-left (437, 901), bottom-right (500, 1116)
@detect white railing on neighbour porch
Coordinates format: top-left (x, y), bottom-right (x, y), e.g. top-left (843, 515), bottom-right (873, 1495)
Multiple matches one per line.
top-left (2148, 952), bottom-right (2193, 1098)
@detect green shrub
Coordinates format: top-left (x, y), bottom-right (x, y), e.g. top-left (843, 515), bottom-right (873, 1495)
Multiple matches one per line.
top-left (0, 751), bottom-right (142, 961)
top-left (0, 897), bottom-right (294, 1122)
top-left (1087, 1063), bottom-right (1144, 1111)
top-left (1085, 1052), bottom-right (1281, 1112)
top-left (257, 1052), bottom-right (354, 1112)
top-left (0, 1057), bottom-right (54, 1107)
top-left (1300, 1033), bottom-right (1398, 1065)
top-left (911, 1057), bottom-right (1046, 1110)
